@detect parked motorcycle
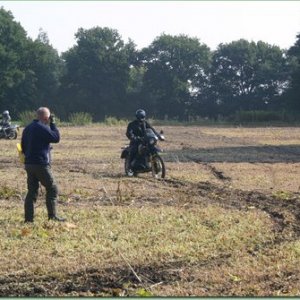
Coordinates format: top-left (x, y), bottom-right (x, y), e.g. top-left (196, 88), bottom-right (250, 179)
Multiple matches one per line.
top-left (121, 128), bottom-right (166, 178)
top-left (0, 124), bottom-right (20, 140)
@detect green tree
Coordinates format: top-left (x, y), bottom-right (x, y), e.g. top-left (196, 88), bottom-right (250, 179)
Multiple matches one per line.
top-left (286, 34), bottom-right (300, 111)
top-left (60, 27), bottom-right (136, 120)
top-left (124, 65), bottom-right (146, 117)
top-left (26, 29), bottom-right (63, 109)
top-left (140, 34), bottom-right (211, 120)
top-left (0, 7), bottom-right (31, 116)
top-left (210, 39), bottom-right (290, 116)
top-left (0, 8), bottom-right (63, 116)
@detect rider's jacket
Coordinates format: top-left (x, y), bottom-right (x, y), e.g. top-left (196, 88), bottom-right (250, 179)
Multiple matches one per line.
top-left (21, 120), bottom-right (60, 165)
top-left (0, 116), bottom-right (11, 127)
top-left (126, 119), bottom-right (159, 143)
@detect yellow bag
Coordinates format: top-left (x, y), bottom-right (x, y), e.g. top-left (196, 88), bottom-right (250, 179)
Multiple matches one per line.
top-left (16, 143), bottom-right (25, 163)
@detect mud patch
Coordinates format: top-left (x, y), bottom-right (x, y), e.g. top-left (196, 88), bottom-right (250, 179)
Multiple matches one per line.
top-left (165, 145), bottom-right (300, 163)
top-left (198, 162), bottom-right (231, 180)
top-left (2, 256), bottom-right (298, 296)
top-left (0, 261), bottom-right (187, 297)
top-left (154, 177), bottom-right (300, 241)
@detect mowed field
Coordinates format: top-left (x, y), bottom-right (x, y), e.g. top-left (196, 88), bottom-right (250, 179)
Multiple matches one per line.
top-left (0, 125), bottom-right (300, 296)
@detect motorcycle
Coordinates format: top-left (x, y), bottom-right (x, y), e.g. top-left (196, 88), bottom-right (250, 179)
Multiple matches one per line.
top-left (0, 124), bottom-right (20, 140)
top-left (121, 128), bottom-right (166, 178)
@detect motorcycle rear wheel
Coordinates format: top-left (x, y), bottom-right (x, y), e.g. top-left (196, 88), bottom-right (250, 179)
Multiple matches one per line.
top-left (151, 155), bottom-right (166, 179)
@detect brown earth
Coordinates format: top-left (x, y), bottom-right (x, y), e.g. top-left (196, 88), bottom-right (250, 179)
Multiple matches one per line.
top-left (0, 125), bottom-right (300, 296)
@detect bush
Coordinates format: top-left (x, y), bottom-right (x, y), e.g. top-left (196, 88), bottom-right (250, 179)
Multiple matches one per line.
top-left (18, 110), bottom-right (36, 126)
top-left (233, 110), bottom-right (298, 123)
top-left (68, 112), bottom-right (93, 126)
top-left (103, 116), bottom-right (128, 126)
top-left (18, 110), bottom-right (62, 126)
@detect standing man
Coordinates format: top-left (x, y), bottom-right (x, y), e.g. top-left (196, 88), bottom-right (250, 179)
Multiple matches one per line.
top-left (21, 107), bottom-right (65, 222)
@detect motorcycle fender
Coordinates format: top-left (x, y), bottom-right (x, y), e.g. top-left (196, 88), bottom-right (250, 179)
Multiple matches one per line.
top-left (154, 146), bottom-right (163, 153)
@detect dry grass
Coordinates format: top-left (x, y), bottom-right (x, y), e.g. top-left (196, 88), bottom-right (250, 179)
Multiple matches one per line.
top-left (0, 125), bottom-right (300, 296)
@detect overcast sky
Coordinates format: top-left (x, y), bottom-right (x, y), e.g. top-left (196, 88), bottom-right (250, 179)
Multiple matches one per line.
top-left (1, 1), bottom-right (300, 53)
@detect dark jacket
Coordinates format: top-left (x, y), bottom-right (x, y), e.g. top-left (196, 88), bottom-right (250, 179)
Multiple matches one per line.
top-left (126, 119), bottom-right (159, 142)
top-left (0, 115), bottom-right (11, 127)
top-left (21, 120), bottom-right (60, 165)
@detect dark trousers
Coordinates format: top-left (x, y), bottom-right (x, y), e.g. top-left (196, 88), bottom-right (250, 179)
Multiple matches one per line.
top-left (24, 164), bottom-right (58, 221)
top-left (128, 142), bottom-right (140, 167)
top-left (129, 142), bottom-right (138, 158)
top-left (129, 142), bottom-right (148, 169)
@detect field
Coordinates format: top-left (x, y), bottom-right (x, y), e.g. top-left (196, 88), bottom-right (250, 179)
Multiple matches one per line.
top-left (0, 125), bottom-right (300, 296)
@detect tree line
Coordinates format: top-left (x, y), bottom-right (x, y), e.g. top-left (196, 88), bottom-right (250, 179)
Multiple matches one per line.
top-left (1, 7), bottom-right (300, 122)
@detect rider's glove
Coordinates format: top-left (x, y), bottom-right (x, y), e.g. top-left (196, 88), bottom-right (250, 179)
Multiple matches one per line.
top-left (49, 114), bottom-right (55, 124)
top-left (132, 136), bottom-right (140, 142)
top-left (159, 135), bottom-right (165, 141)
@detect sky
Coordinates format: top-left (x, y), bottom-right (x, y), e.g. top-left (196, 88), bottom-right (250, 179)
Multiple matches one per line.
top-left (1, 1), bottom-right (300, 54)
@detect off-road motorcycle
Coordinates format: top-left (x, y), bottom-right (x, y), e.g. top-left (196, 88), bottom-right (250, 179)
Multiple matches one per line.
top-left (121, 128), bottom-right (166, 178)
top-left (0, 124), bottom-right (19, 140)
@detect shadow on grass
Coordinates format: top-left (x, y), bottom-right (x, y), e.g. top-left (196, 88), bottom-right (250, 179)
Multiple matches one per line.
top-left (0, 257), bottom-right (229, 297)
top-left (165, 144), bottom-right (300, 163)
top-left (2, 251), bottom-right (299, 296)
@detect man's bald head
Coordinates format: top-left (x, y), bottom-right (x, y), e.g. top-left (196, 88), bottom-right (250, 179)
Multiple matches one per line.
top-left (37, 107), bottom-right (51, 124)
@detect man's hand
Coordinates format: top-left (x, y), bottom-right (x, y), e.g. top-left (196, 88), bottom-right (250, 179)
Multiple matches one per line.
top-left (49, 114), bottom-right (55, 124)
top-left (132, 136), bottom-right (142, 142)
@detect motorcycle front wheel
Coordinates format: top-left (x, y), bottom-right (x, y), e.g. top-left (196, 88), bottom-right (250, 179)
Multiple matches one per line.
top-left (124, 157), bottom-right (136, 177)
top-left (7, 130), bottom-right (17, 140)
top-left (151, 155), bottom-right (166, 179)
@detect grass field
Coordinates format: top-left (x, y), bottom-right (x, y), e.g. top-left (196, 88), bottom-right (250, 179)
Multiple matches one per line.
top-left (0, 125), bottom-right (300, 296)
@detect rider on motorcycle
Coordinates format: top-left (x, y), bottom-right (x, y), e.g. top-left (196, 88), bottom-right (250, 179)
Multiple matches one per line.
top-left (0, 110), bottom-right (11, 137)
top-left (126, 109), bottom-right (163, 170)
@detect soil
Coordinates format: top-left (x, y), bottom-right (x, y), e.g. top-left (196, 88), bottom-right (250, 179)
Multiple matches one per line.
top-left (1, 125), bottom-right (300, 296)
top-left (1, 177), bottom-right (299, 296)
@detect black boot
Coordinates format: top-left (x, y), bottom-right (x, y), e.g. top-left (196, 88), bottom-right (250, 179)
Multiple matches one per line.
top-left (24, 219), bottom-right (34, 223)
top-left (48, 215), bottom-right (66, 222)
top-left (47, 199), bottom-right (66, 222)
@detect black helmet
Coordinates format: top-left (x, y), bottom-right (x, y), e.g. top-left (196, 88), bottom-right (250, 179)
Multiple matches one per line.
top-left (135, 109), bottom-right (146, 121)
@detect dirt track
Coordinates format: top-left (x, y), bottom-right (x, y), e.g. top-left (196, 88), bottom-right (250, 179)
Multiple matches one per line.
top-left (1, 176), bottom-right (300, 296)
top-left (1, 125), bottom-right (300, 296)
